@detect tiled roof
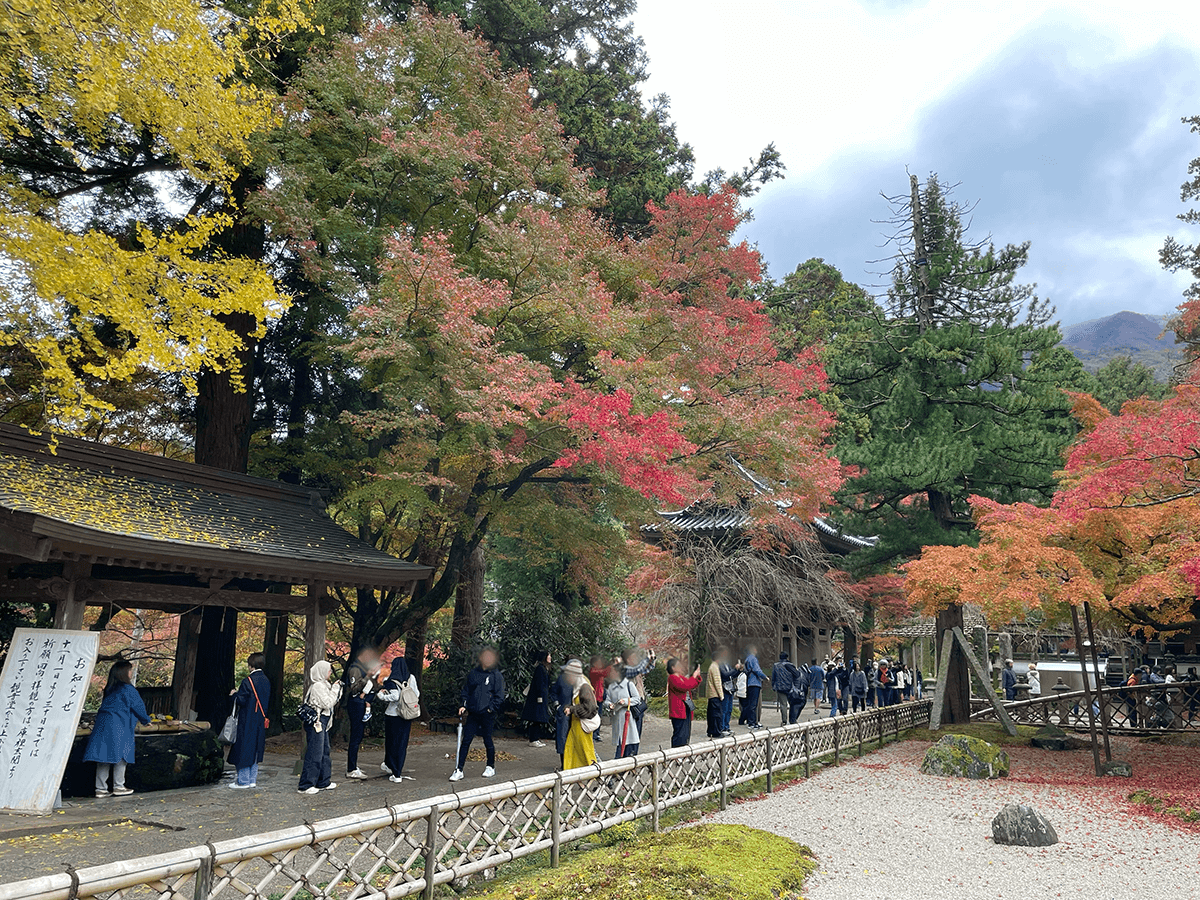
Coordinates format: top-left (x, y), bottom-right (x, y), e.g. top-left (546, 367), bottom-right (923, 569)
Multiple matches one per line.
top-left (0, 425), bottom-right (430, 590)
top-left (641, 506), bottom-right (877, 554)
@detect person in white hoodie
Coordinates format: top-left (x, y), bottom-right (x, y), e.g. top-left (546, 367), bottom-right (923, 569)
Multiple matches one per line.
top-left (376, 657), bottom-right (416, 782)
top-left (298, 660), bottom-right (342, 794)
top-left (1027, 663), bottom-right (1041, 697)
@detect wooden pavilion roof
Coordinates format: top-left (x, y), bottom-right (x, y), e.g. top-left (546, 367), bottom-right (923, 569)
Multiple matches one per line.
top-left (0, 425), bottom-right (429, 612)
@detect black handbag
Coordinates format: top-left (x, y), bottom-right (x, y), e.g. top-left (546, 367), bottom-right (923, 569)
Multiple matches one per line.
top-left (297, 701), bottom-right (320, 726)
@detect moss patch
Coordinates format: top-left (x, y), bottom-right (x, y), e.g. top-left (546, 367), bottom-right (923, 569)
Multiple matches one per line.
top-left (469, 824), bottom-right (814, 900)
top-left (922, 722), bottom-right (1040, 746)
top-left (920, 733), bottom-right (1010, 779)
top-left (1129, 789), bottom-right (1200, 824)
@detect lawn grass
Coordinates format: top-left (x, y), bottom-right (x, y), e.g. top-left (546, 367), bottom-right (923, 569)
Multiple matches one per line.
top-left (921, 721), bottom-right (1042, 746)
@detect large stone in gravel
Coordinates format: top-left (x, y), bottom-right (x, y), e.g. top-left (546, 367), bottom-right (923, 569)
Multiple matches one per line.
top-left (991, 803), bottom-right (1058, 847)
top-left (920, 734), bottom-right (1010, 779)
top-left (1030, 724), bottom-right (1085, 751)
top-left (1101, 759), bottom-right (1133, 777)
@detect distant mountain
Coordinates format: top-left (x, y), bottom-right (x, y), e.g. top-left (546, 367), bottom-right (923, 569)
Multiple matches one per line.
top-left (1060, 311), bottom-right (1181, 380)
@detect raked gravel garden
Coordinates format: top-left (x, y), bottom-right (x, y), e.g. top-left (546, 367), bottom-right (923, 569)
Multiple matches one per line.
top-left (708, 728), bottom-right (1200, 900)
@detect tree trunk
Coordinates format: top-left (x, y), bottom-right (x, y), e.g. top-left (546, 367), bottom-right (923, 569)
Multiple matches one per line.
top-left (192, 606), bottom-right (238, 728)
top-left (450, 543), bottom-right (486, 650)
top-left (842, 625), bottom-right (858, 664)
top-left (935, 602), bottom-right (971, 724)
top-left (263, 612), bottom-right (288, 735)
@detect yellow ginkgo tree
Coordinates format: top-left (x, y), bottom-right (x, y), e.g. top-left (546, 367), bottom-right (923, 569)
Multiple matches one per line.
top-left (0, 0), bottom-right (311, 428)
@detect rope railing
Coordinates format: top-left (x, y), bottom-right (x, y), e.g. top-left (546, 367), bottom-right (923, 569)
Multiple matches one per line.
top-left (971, 680), bottom-right (1200, 733)
top-left (0, 700), bottom-right (932, 900)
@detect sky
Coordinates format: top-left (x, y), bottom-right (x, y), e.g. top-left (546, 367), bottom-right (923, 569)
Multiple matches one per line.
top-left (634, 1), bottom-right (1200, 326)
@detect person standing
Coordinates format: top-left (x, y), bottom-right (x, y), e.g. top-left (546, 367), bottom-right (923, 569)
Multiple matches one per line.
top-left (771, 652), bottom-right (805, 725)
top-left (808, 659), bottom-right (825, 713)
top-left (561, 659), bottom-right (599, 769)
top-left (605, 668), bottom-right (642, 757)
top-left (743, 645), bottom-right (766, 728)
top-left (848, 662), bottom-right (867, 712)
top-left (1026, 662), bottom-right (1041, 698)
top-left (521, 649), bottom-right (552, 748)
top-left (825, 663), bottom-right (840, 718)
top-left (552, 659), bottom-right (577, 762)
top-left (705, 651), bottom-right (725, 739)
top-left (866, 660), bottom-right (878, 708)
top-left (376, 656), bottom-right (416, 782)
top-left (667, 657), bottom-right (702, 747)
top-left (344, 647), bottom-right (381, 780)
top-left (735, 667), bottom-right (749, 725)
top-left (619, 647), bottom-right (655, 737)
top-left (718, 650), bottom-right (737, 735)
top-left (450, 647), bottom-right (506, 782)
top-left (228, 652), bottom-right (270, 789)
top-left (298, 660), bottom-right (342, 794)
top-left (1001, 659), bottom-right (1017, 701)
top-left (84, 659), bottom-right (151, 798)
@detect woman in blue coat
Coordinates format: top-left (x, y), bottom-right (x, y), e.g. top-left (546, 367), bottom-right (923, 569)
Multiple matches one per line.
top-left (83, 660), bottom-right (150, 798)
top-left (228, 652), bottom-right (271, 789)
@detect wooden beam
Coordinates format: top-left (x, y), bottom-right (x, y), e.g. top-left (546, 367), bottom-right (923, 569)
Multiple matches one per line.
top-left (304, 583), bottom-right (328, 677)
top-left (0, 516), bottom-right (51, 562)
top-left (50, 561), bottom-right (91, 630)
top-left (0, 578), bottom-right (332, 614)
top-left (952, 626), bottom-right (1018, 737)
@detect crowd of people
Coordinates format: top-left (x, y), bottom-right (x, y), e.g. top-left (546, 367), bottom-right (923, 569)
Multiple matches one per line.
top-left (81, 642), bottom-right (929, 799)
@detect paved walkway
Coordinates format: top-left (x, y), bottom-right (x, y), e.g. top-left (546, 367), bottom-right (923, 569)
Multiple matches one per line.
top-left (709, 733), bottom-right (1200, 900)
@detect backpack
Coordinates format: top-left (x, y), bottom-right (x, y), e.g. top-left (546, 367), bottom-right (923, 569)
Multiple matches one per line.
top-left (398, 675), bottom-right (422, 720)
top-left (771, 662), bottom-right (794, 695)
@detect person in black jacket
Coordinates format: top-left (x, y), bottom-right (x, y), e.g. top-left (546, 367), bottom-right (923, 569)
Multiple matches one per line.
top-left (551, 659), bottom-right (577, 763)
top-left (450, 647), bottom-right (506, 782)
top-left (521, 649), bottom-right (552, 747)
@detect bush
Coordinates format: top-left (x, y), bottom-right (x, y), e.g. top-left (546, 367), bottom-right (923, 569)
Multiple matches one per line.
top-left (643, 662), bottom-right (667, 697)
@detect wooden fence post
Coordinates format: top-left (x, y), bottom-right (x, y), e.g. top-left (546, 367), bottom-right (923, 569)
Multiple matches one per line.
top-left (856, 717), bottom-right (864, 757)
top-left (802, 728), bottom-right (811, 778)
top-left (551, 778), bottom-right (562, 868)
top-left (193, 845), bottom-right (213, 900)
top-left (832, 719), bottom-right (840, 765)
top-left (651, 760), bottom-right (661, 832)
top-left (765, 735), bottom-right (774, 793)
top-left (718, 745), bottom-right (729, 810)
top-left (423, 804), bottom-right (439, 900)
top-left (878, 709), bottom-right (885, 748)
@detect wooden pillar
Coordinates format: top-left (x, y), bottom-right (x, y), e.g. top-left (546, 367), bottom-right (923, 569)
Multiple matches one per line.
top-left (192, 604), bottom-right (237, 727)
top-left (304, 584), bottom-right (328, 677)
top-left (263, 611), bottom-right (288, 735)
top-left (935, 603), bottom-right (970, 725)
top-left (51, 561), bottom-right (92, 630)
top-left (172, 610), bottom-right (203, 720)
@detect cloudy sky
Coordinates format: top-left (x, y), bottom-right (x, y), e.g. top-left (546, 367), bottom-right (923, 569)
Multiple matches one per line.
top-left (634, 1), bottom-right (1200, 325)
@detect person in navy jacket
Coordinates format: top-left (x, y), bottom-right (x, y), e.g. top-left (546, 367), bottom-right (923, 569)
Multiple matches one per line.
top-left (742, 645), bottom-right (767, 728)
top-left (449, 647), bottom-right (505, 782)
top-left (227, 653), bottom-right (271, 789)
top-left (83, 659), bottom-right (150, 798)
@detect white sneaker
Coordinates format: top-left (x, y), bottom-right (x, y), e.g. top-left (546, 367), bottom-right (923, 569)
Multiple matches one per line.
top-left (299, 786), bottom-right (320, 795)
top-left (389, 775), bottom-right (404, 783)
top-left (347, 769), bottom-right (368, 779)
top-left (112, 787), bottom-right (133, 796)
top-left (380, 762), bottom-right (393, 774)
top-left (482, 766), bottom-right (496, 778)
top-left (230, 782), bottom-right (253, 789)
top-left (530, 740), bottom-right (546, 748)
top-left (449, 769), bottom-right (464, 782)
top-left (95, 791), bottom-right (112, 799)
top-left (322, 782), bottom-right (337, 790)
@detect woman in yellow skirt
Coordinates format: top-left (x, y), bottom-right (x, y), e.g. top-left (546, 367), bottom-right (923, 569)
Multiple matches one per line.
top-left (560, 659), bottom-right (599, 770)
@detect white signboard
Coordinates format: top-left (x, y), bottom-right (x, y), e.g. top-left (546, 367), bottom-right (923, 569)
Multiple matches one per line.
top-left (0, 628), bottom-right (99, 814)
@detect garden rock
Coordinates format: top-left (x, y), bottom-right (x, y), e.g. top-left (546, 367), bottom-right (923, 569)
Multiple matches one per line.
top-left (1101, 759), bottom-right (1133, 777)
top-left (920, 733), bottom-right (1010, 779)
top-left (1030, 724), bottom-right (1085, 751)
top-left (991, 803), bottom-right (1058, 846)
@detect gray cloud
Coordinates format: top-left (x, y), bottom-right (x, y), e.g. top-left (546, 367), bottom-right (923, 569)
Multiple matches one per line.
top-left (743, 25), bottom-right (1200, 326)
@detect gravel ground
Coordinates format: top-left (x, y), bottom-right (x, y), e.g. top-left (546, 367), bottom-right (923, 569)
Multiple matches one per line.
top-left (709, 734), bottom-right (1200, 900)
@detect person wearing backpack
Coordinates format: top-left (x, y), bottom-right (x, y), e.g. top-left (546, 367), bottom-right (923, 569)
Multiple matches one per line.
top-left (772, 652), bottom-right (805, 724)
top-left (376, 656), bottom-right (418, 782)
top-left (227, 653), bottom-right (270, 789)
top-left (450, 647), bottom-right (506, 783)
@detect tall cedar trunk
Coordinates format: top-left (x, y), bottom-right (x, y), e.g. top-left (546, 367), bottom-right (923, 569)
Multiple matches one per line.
top-left (192, 606), bottom-right (238, 727)
top-left (192, 172), bottom-right (266, 706)
top-left (450, 544), bottom-right (486, 650)
top-left (842, 627), bottom-right (858, 664)
top-left (935, 602), bottom-right (971, 724)
top-left (263, 612), bottom-right (288, 735)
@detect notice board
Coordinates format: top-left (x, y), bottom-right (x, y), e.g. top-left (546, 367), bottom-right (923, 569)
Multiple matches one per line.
top-left (0, 628), bottom-right (100, 814)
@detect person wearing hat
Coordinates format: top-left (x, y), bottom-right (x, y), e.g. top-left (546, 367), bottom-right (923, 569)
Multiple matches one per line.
top-left (1002, 658), bottom-right (1017, 701)
top-left (561, 659), bottom-right (599, 769)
